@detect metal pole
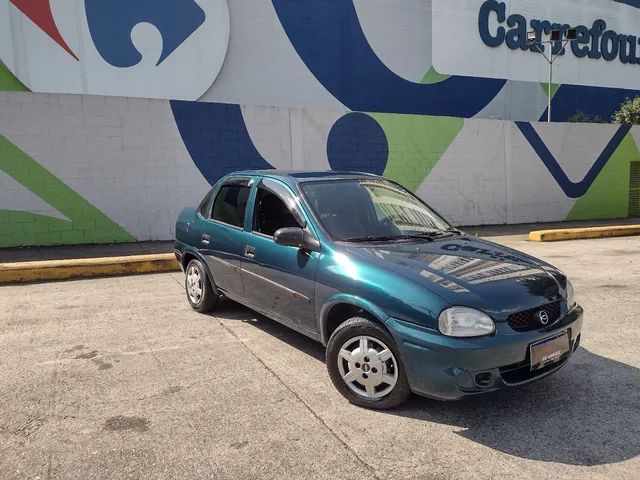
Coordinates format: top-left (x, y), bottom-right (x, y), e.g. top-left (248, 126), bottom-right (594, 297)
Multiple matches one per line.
top-left (548, 59), bottom-right (553, 123)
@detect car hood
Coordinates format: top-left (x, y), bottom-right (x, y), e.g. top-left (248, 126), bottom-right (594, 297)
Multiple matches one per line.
top-left (343, 235), bottom-right (565, 320)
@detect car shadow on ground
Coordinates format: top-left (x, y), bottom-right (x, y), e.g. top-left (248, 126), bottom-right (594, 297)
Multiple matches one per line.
top-left (213, 301), bottom-right (327, 362)
top-left (396, 348), bottom-right (640, 466)
top-left (213, 302), bottom-right (639, 467)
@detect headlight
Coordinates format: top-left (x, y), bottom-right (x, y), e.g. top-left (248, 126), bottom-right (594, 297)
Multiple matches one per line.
top-left (438, 307), bottom-right (495, 337)
top-left (565, 279), bottom-right (576, 308)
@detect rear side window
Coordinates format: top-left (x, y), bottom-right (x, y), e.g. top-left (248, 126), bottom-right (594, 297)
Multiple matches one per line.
top-left (211, 185), bottom-right (250, 228)
top-left (198, 189), bottom-right (215, 217)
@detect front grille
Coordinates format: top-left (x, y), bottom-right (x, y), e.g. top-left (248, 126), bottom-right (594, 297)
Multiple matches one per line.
top-left (507, 300), bottom-right (562, 332)
top-left (499, 334), bottom-right (579, 384)
top-left (499, 354), bottom-right (569, 384)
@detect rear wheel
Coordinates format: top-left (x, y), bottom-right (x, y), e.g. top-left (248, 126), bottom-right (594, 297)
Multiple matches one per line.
top-left (326, 317), bottom-right (411, 409)
top-left (185, 259), bottom-right (219, 313)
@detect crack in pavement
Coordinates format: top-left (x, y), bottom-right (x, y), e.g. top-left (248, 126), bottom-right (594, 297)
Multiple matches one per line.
top-left (131, 314), bottom-right (223, 479)
top-left (45, 302), bottom-right (65, 480)
top-left (214, 316), bottom-right (383, 480)
top-left (170, 270), bottom-right (382, 478)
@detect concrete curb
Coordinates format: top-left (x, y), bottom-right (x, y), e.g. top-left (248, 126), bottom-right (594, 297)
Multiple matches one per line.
top-left (529, 224), bottom-right (640, 242)
top-left (0, 253), bottom-right (180, 285)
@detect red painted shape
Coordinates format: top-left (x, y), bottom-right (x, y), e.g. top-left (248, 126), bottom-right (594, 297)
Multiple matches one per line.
top-left (10, 0), bottom-right (79, 60)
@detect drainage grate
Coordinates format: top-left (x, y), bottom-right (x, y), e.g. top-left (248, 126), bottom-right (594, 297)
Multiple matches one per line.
top-left (630, 162), bottom-right (640, 218)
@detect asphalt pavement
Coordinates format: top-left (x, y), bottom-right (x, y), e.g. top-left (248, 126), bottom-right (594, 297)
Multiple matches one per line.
top-left (1, 233), bottom-right (638, 479)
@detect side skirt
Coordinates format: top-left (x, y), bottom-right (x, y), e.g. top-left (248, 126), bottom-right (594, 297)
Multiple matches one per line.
top-left (221, 289), bottom-right (322, 344)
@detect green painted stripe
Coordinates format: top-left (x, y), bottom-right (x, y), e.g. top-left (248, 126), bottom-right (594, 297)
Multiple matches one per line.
top-left (541, 82), bottom-right (560, 99)
top-left (566, 133), bottom-right (639, 221)
top-left (370, 113), bottom-right (464, 192)
top-left (0, 63), bottom-right (28, 92)
top-left (0, 135), bottom-right (135, 247)
top-left (420, 66), bottom-right (451, 85)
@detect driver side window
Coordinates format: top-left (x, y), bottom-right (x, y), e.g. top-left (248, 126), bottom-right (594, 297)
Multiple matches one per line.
top-left (253, 187), bottom-right (300, 237)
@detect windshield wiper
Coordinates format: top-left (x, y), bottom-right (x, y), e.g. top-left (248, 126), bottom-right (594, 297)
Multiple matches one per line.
top-left (342, 234), bottom-right (435, 243)
top-left (341, 235), bottom-right (406, 243)
top-left (406, 229), bottom-right (463, 237)
top-left (400, 233), bottom-right (437, 241)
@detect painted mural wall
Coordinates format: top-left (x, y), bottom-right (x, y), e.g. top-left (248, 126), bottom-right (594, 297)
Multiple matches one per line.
top-left (2, 0), bottom-right (640, 121)
top-left (0, 0), bottom-right (230, 100)
top-left (1, 91), bottom-right (638, 248)
top-left (2, 1), bottom-right (639, 247)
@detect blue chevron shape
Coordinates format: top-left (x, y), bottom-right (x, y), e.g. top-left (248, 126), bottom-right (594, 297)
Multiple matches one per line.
top-left (516, 122), bottom-right (632, 198)
top-left (271, 0), bottom-right (505, 117)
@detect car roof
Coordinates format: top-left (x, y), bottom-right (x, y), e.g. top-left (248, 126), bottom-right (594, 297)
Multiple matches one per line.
top-left (229, 170), bottom-right (381, 186)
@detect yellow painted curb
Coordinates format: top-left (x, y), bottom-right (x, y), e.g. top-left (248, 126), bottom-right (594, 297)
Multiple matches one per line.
top-left (0, 253), bottom-right (180, 285)
top-left (529, 224), bottom-right (640, 242)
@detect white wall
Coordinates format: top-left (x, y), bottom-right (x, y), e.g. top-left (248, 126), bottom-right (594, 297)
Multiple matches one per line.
top-left (0, 92), bottom-right (636, 246)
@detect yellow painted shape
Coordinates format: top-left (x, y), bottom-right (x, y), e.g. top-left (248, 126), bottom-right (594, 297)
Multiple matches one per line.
top-left (529, 225), bottom-right (640, 242)
top-left (0, 253), bottom-right (180, 284)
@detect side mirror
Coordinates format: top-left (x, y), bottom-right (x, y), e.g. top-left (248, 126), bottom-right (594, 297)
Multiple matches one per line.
top-left (274, 227), bottom-right (321, 252)
top-left (274, 227), bottom-right (303, 248)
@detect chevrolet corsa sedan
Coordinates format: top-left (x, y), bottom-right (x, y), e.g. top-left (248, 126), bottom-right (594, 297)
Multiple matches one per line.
top-left (174, 171), bottom-right (582, 409)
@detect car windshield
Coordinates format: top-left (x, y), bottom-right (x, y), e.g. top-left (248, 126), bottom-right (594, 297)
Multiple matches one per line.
top-left (300, 178), bottom-right (453, 242)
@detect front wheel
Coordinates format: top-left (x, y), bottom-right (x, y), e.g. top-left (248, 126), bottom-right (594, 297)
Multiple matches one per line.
top-left (326, 317), bottom-right (411, 409)
top-left (185, 259), bottom-right (219, 313)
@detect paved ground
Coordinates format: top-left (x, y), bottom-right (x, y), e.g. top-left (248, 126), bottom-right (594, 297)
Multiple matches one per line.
top-left (1, 234), bottom-right (639, 479)
top-left (462, 217), bottom-right (640, 238)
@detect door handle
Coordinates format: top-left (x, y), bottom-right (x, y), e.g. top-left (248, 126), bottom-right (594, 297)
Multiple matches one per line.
top-left (201, 234), bottom-right (210, 245)
top-left (244, 245), bottom-right (256, 258)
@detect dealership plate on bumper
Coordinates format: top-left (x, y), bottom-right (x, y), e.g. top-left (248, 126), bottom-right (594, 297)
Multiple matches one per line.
top-left (529, 332), bottom-right (570, 371)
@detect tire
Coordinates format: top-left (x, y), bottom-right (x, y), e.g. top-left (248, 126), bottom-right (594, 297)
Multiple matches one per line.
top-left (326, 317), bottom-right (411, 409)
top-left (185, 259), bottom-right (219, 313)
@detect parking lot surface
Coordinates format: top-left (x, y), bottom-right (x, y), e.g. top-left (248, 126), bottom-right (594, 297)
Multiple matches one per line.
top-left (1, 234), bottom-right (639, 479)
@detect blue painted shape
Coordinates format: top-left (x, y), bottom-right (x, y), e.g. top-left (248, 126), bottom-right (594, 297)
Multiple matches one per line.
top-left (540, 84), bottom-right (640, 122)
top-left (170, 101), bottom-right (274, 186)
top-left (516, 122), bottom-right (631, 198)
top-left (85, 0), bottom-right (206, 67)
top-left (271, 0), bottom-right (505, 117)
top-left (615, 0), bottom-right (640, 8)
top-left (327, 113), bottom-right (389, 175)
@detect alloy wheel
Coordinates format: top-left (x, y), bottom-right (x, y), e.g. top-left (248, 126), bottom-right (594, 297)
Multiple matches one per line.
top-left (186, 265), bottom-right (203, 304)
top-left (337, 335), bottom-right (398, 398)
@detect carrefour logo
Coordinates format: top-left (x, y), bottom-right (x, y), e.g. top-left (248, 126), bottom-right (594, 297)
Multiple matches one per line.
top-left (478, 0), bottom-right (640, 65)
top-left (0, 0), bottom-right (229, 100)
top-left (85, 0), bottom-right (207, 68)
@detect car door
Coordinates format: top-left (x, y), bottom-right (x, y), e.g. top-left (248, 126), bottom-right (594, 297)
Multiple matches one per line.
top-left (199, 177), bottom-right (251, 299)
top-left (241, 178), bottom-right (318, 330)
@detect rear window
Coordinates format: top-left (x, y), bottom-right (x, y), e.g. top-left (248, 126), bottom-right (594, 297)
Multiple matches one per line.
top-left (211, 185), bottom-right (250, 228)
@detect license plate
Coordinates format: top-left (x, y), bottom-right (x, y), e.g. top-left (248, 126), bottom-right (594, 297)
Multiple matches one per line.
top-left (529, 332), bottom-right (569, 371)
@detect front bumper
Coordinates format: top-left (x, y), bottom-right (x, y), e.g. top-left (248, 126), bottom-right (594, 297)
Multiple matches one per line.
top-left (385, 306), bottom-right (583, 400)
